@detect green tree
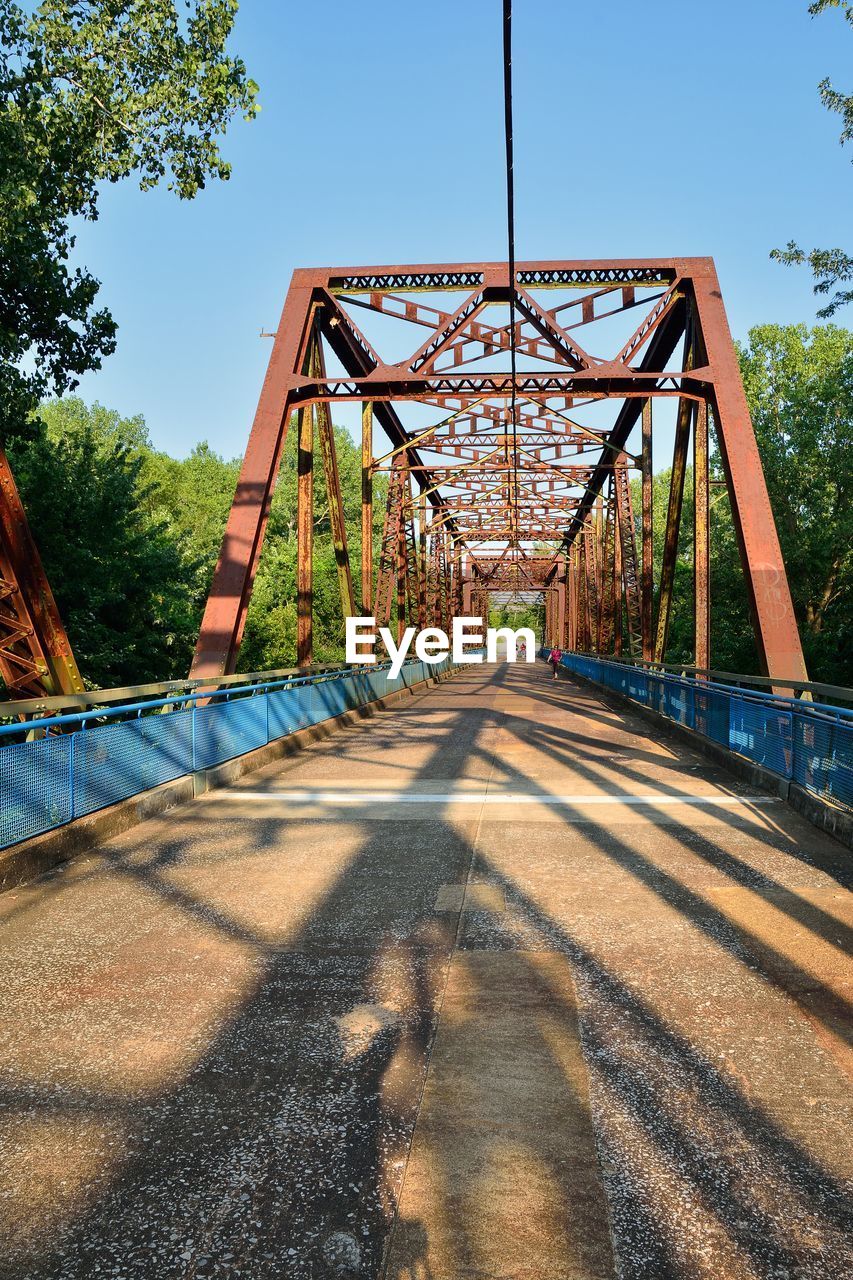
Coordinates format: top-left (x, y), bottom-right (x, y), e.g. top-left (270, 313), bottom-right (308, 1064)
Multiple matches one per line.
top-left (240, 420), bottom-right (389, 669)
top-left (488, 602), bottom-right (545, 637)
top-left (736, 323), bottom-right (852, 683)
top-left (628, 467), bottom-right (695, 665)
top-left (636, 325), bottom-right (852, 683)
top-left (141, 441), bottom-right (241, 600)
top-left (0, 0), bottom-right (257, 441)
top-left (772, 2), bottom-right (853, 314)
top-left (8, 397), bottom-right (199, 685)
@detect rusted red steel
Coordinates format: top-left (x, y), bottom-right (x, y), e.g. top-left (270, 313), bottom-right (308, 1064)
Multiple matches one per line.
top-left (316, 390), bottom-right (356, 623)
top-left (691, 265), bottom-right (806, 680)
top-left (374, 456), bottom-right (406, 628)
top-left (191, 259), bottom-right (807, 683)
top-left (613, 457), bottom-right (641, 658)
top-left (192, 279), bottom-right (316, 678)
top-left (654, 395), bottom-right (692, 663)
top-left (640, 400), bottom-right (653, 661)
top-left (610, 494), bottom-right (622, 658)
top-left (361, 403), bottom-right (373, 613)
top-left (296, 399), bottom-right (314, 668)
top-left (694, 401), bottom-right (711, 670)
top-left (0, 449), bottom-right (83, 699)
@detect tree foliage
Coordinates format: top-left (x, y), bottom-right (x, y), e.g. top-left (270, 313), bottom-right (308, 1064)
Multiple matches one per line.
top-left (0, 0), bottom-right (257, 442)
top-left (239, 425), bottom-right (388, 669)
top-left (6, 399), bottom-right (387, 687)
top-left (8, 397), bottom-right (203, 686)
top-left (772, 1), bottom-right (853, 314)
top-left (737, 323), bottom-right (852, 681)
top-left (638, 324), bottom-right (852, 684)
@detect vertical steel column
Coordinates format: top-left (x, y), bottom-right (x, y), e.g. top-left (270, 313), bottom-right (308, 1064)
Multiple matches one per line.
top-left (296, 401), bottom-right (314, 667)
top-left (563, 547), bottom-right (571, 650)
top-left (694, 400), bottom-right (710, 669)
top-left (556, 578), bottom-right (566, 649)
top-left (613, 496), bottom-right (623, 658)
top-left (0, 448), bottom-right (84, 697)
top-left (316, 394), bottom-right (356, 622)
top-left (361, 402), bottom-right (373, 614)
top-left (450, 541), bottom-right (461, 624)
top-left (600, 484), bottom-right (616, 654)
top-left (584, 530), bottom-right (597, 652)
top-left (692, 264), bottom-right (806, 680)
top-left (396, 476), bottom-right (408, 644)
top-left (594, 496), bottom-right (606, 651)
top-left (568, 544), bottom-right (577, 651)
top-left (191, 274), bottom-right (315, 678)
top-left (641, 399), bottom-right (653, 660)
top-left (417, 492), bottom-right (428, 628)
top-left (374, 456), bottom-right (404, 627)
top-left (654, 395), bottom-right (692, 662)
top-left (462, 572), bottom-right (474, 616)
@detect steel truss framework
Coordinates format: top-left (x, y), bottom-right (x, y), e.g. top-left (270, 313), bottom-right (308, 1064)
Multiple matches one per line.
top-left (0, 256), bottom-right (806, 701)
top-left (0, 449), bottom-right (84, 699)
top-left (190, 258), bottom-right (806, 684)
top-left (0, 250), bottom-right (804, 701)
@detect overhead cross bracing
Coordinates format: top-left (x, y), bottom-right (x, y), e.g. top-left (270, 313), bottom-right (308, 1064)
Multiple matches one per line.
top-left (191, 258), bottom-right (807, 686)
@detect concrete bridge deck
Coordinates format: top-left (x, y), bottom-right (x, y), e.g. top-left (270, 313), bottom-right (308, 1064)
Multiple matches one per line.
top-left (1, 661), bottom-right (851, 1279)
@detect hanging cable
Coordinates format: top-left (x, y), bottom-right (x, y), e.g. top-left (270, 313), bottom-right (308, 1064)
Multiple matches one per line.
top-left (502, 0), bottom-right (519, 545)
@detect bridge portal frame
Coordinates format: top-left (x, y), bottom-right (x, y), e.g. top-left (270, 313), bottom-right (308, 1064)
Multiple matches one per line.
top-left (179, 257), bottom-right (806, 684)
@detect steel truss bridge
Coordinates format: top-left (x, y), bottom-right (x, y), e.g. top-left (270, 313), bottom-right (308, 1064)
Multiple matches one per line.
top-left (0, 258), bottom-right (808, 701)
top-left (3, 261), bottom-right (853, 1280)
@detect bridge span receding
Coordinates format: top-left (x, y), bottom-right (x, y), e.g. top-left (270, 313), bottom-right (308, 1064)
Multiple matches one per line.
top-left (0, 659), bottom-right (851, 1279)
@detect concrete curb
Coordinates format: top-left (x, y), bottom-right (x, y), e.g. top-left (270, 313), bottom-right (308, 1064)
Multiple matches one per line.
top-left (558, 665), bottom-right (853, 851)
top-left (0, 668), bottom-right (458, 893)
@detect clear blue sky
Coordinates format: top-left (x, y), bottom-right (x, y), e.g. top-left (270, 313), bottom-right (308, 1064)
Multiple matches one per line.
top-left (71, 0), bottom-right (853, 459)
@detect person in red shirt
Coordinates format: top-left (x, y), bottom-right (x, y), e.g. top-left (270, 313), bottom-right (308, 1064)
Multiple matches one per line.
top-left (548, 647), bottom-right (561, 679)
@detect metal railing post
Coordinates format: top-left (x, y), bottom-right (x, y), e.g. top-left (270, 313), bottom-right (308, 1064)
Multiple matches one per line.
top-left (69, 731), bottom-right (76, 821)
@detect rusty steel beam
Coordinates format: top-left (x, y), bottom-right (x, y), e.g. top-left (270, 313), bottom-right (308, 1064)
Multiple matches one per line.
top-left (375, 456), bottom-right (405, 627)
top-left (0, 448), bottom-right (83, 699)
top-left (316, 375), bottom-right (356, 621)
top-left (612, 493), bottom-right (623, 659)
top-left (396, 503), bottom-right (407, 644)
top-left (191, 278), bottom-right (316, 678)
top-left (641, 400), bottom-right (654, 661)
top-left (690, 266), bottom-right (806, 681)
top-left (190, 259), bottom-right (806, 685)
top-left (613, 457), bottom-right (641, 659)
top-left (694, 401), bottom-right (710, 669)
top-left (296, 399), bottom-right (314, 667)
top-left (654, 395), bottom-right (692, 663)
top-left (361, 403), bottom-right (373, 613)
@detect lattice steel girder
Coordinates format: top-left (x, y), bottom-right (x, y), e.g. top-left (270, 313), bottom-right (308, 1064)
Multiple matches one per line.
top-left (0, 448), bottom-right (84, 699)
top-left (191, 258), bottom-right (807, 683)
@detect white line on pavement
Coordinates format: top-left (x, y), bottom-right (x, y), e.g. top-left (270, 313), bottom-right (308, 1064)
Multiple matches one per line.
top-left (215, 791), bottom-right (779, 807)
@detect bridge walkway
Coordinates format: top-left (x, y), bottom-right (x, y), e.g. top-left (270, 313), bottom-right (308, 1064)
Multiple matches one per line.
top-left (0, 661), bottom-right (851, 1279)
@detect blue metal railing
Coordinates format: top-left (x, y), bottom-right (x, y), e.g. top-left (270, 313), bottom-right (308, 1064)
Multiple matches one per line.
top-left (541, 649), bottom-right (853, 814)
top-left (0, 658), bottom-right (455, 851)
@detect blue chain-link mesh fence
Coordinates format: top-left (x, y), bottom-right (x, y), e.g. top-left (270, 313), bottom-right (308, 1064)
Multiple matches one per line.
top-left (545, 649), bottom-right (852, 814)
top-left (73, 710), bottom-right (195, 818)
top-left (2, 736), bottom-right (73, 845)
top-left (792, 710), bottom-right (853, 810)
top-left (1, 658), bottom-right (454, 851)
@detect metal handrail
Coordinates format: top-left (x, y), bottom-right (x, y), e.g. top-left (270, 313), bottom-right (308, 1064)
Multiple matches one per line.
top-left (0, 660), bottom-right (404, 741)
top-left (0, 661), bottom-right (353, 721)
top-left (563, 651), bottom-right (852, 704)
top-left (545, 650), bottom-right (853, 724)
top-left (550, 648), bottom-right (853, 813)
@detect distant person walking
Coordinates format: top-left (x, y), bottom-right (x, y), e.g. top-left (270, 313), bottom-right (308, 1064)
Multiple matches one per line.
top-left (548, 646), bottom-right (561, 679)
